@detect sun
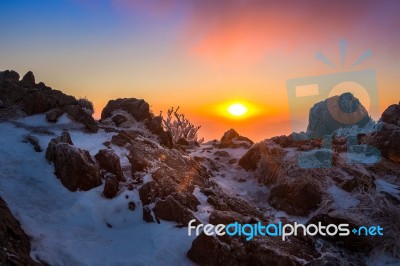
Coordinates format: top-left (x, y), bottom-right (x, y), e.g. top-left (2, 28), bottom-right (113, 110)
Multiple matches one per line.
top-left (227, 103), bottom-right (248, 117)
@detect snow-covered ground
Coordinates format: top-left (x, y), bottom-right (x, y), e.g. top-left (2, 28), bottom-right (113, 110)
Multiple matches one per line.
top-left (0, 115), bottom-right (195, 266)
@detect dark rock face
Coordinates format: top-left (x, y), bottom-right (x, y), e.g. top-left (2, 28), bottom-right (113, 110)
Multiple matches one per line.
top-left (381, 103), bottom-right (400, 126)
top-left (95, 149), bottom-right (125, 181)
top-left (46, 132), bottom-right (102, 191)
top-left (268, 182), bottom-right (323, 216)
top-left (145, 116), bottom-right (163, 135)
top-left (21, 71), bottom-right (35, 87)
top-left (64, 105), bottom-right (99, 133)
top-left (102, 177), bottom-right (119, 199)
top-left (307, 93), bottom-right (370, 138)
top-left (219, 128), bottom-right (254, 149)
top-left (101, 98), bottom-right (151, 122)
top-left (0, 197), bottom-right (40, 266)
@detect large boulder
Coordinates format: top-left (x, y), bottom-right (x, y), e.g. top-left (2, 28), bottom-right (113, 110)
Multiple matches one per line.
top-left (46, 132), bottom-right (102, 191)
top-left (95, 149), bottom-right (125, 181)
top-left (0, 70), bottom-right (20, 82)
top-left (101, 98), bottom-right (151, 122)
top-left (307, 93), bottom-right (371, 138)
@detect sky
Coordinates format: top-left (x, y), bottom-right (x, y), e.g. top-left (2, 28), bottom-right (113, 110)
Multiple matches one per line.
top-left (1, 0), bottom-right (400, 141)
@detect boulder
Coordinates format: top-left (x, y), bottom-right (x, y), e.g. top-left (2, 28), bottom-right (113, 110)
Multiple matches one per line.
top-left (95, 149), bottom-right (125, 181)
top-left (102, 177), bottom-right (119, 199)
top-left (64, 104), bottom-right (99, 133)
top-left (101, 98), bottom-right (151, 122)
top-left (239, 140), bottom-right (284, 171)
top-left (381, 103), bottom-right (400, 126)
top-left (46, 108), bottom-right (64, 123)
top-left (307, 93), bottom-right (371, 138)
top-left (219, 128), bottom-right (253, 149)
top-left (153, 195), bottom-right (197, 225)
top-left (46, 132), bottom-right (101, 191)
top-left (361, 122), bottom-right (400, 164)
top-left (268, 181), bottom-right (323, 216)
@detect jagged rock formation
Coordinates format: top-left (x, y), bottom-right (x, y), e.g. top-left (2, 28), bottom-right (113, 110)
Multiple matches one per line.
top-left (0, 70), bottom-right (98, 132)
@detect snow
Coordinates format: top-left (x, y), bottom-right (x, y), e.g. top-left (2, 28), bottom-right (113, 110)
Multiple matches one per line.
top-left (327, 185), bottom-right (359, 209)
top-left (0, 119), bottom-right (195, 266)
top-left (375, 179), bottom-right (400, 195)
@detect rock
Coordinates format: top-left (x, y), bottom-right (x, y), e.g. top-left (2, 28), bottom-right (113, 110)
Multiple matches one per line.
top-left (46, 133), bottom-right (101, 191)
top-left (153, 195), bottom-right (197, 225)
top-left (209, 210), bottom-right (252, 225)
top-left (64, 104), bottom-right (98, 133)
top-left (239, 140), bottom-right (284, 171)
top-left (46, 108), bottom-right (64, 123)
top-left (268, 181), bottom-right (323, 216)
top-left (139, 181), bottom-right (161, 205)
top-left (143, 206), bottom-right (154, 223)
top-left (20, 71), bottom-right (35, 87)
top-left (0, 70), bottom-right (20, 82)
top-left (187, 232), bottom-right (320, 266)
top-left (128, 201), bottom-right (136, 211)
top-left (127, 147), bottom-right (151, 174)
top-left (0, 197), bottom-right (41, 266)
top-left (101, 98), bottom-right (151, 122)
top-left (187, 234), bottom-right (232, 266)
top-left (308, 211), bottom-right (374, 252)
top-left (381, 103), bottom-right (400, 126)
top-left (219, 128), bottom-right (254, 149)
top-left (307, 93), bottom-right (371, 138)
top-left (102, 177), bottom-right (119, 199)
top-left (361, 122), bottom-right (400, 164)
top-left (95, 149), bottom-right (125, 182)
top-left (111, 114), bottom-right (128, 126)
top-left (24, 135), bottom-right (42, 152)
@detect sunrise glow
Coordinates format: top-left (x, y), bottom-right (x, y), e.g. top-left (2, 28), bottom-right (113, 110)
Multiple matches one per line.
top-left (227, 103), bottom-right (248, 117)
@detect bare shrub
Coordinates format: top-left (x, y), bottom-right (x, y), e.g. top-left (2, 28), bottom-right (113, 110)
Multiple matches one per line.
top-left (253, 154), bottom-right (286, 186)
top-left (77, 97), bottom-right (94, 115)
top-left (160, 107), bottom-right (203, 144)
